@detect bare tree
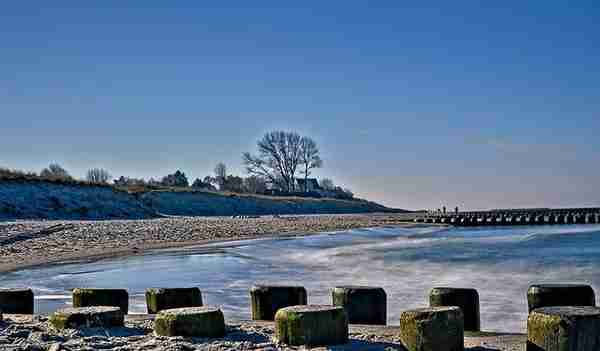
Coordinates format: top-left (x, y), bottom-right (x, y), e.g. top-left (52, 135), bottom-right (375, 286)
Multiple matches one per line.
top-left (40, 163), bottom-right (71, 180)
top-left (86, 168), bottom-right (111, 183)
top-left (243, 131), bottom-right (303, 192)
top-left (214, 162), bottom-right (227, 190)
top-left (320, 178), bottom-right (335, 191)
top-left (299, 136), bottom-right (323, 192)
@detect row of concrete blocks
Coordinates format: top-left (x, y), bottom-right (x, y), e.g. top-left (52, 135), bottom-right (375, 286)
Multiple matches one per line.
top-left (2, 284), bottom-right (599, 350)
top-left (417, 213), bottom-right (600, 226)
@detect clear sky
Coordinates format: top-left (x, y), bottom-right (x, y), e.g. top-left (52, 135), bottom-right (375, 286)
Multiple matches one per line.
top-left (1, 2), bottom-right (599, 210)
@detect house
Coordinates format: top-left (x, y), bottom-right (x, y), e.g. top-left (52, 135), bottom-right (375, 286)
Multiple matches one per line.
top-left (295, 178), bottom-right (321, 192)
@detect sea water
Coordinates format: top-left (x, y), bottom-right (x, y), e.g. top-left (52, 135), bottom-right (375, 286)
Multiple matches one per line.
top-left (1, 224), bottom-right (599, 332)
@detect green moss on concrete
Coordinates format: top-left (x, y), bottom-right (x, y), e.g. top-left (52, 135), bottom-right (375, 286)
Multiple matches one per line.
top-left (153, 307), bottom-right (225, 337)
top-left (49, 307), bottom-right (124, 330)
top-left (275, 305), bottom-right (348, 346)
top-left (72, 288), bottom-right (129, 314)
top-left (527, 306), bottom-right (600, 351)
top-left (400, 307), bottom-right (464, 351)
top-left (145, 288), bottom-right (202, 314)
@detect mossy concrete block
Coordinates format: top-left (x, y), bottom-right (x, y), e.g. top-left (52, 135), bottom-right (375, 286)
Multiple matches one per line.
top-left (528, 285), bottom-right (595, 313)
top-left (0, 288), bottom-right (34, 314)
top-left (49, 306), bottom-right (124, 330)
top-left (527, 306), bottom-right (600, 351)
top-left (430, 287), bottom-right (480, 331)
top-left (72, 288), bottom-right (129, 314)
top-left (275, 305), bottom-right (348, 346)
top-left (400, 306), bottom-right (464, 351)
top-left (250, 285), bottom-right (307, 321)
top-left (146, 288), bottom-right (202, 314)
top-left (332, 286), bottom-right (387, 325)
top-left (153, 306), bottom-right (225, 337)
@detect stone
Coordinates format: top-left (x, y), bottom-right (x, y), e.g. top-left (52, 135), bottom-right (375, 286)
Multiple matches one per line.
top-left (527, 284), bottom-right (595, 313)
top-left (429, 287), bottom-right (480, 331)
top-left (153, 306), bottom-right (226, 337)
top-left (400, 306), bottom-right (464, 351)
top-left (0, 288), bottom-right (34, 314)
top-left (527, 306), bottom-right (600, 351)
top-left (72, 288), bottom-right (129, 314)
top-left (145, 288), bottom-right (203, 314)
top-left (275, 305), bottom-right (348, 346)
top-left (250, 285), bottom-right (307, 321)
top-left (331, 286), bottom-right (387, 325)
top-left (49, 306), bottom-right (124, 330)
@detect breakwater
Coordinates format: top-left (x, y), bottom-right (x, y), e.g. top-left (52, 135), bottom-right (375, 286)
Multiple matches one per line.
top-left (415, 208), bottom-right (600, 227)
top-left (2, 283), bottom-right (598, 350)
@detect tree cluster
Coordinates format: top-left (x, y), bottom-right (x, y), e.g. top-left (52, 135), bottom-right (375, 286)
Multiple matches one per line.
top-left (242, 131), bottom-right (322, 192)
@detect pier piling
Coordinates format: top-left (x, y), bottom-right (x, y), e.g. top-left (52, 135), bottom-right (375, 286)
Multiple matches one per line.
top-left (72, 288), bottom-right (129, 314)
top-left (332, 286), bottom-right (387, 325)
top-left (250, 285), bottom-right (307, 321)
top-left (527, 284), bottom-right (595, 313)
top-left (0, 288), bottom-right (34, 314)
top-left (429, 287), bottom-right (480, 332)
top-left (400, 306), bottom-right (464, 351)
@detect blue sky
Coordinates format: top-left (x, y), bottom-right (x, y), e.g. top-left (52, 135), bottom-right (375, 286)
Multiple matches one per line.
top-left (1, 2), bottom-right (599, 210)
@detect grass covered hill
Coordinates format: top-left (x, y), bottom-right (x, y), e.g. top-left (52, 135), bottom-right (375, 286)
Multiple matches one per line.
top-left (0, 178), bottom-right (403, 220)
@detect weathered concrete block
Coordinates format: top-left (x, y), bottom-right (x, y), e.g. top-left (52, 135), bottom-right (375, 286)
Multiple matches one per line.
top-left (527, 284), bottom-right (595, 313)
top-left (146, 288), bottom-right (202, 314)
top-left (275, 305), bottom-right (348, 346)
top-left (430, 287), bottom-right (480, 332)
top-left (400, 306), bottom-right (464, 351)
top-left (154, 306), bottom-right (225, 337)
top-left (250, 285), bottom-right (307, 321)
top-left (527, 306), bottom-right (600, 351)
top-left (49, 306), bottom-right (124, 330)
top-left (332, 286), bottom-right (386, 325)
top-left (72, 288), bottom-right (129, 314)
top-left (0, 288), bottom-right (34, 314)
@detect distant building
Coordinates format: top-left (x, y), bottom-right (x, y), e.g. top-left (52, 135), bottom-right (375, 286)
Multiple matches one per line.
top-left (295, 178), bottom-right (321, 192)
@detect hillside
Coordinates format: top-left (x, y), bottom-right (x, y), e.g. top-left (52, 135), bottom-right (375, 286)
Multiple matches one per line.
top-left (0, 179), bottom-right (402, 220)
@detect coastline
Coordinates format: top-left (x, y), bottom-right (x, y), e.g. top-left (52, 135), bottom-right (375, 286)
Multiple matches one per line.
top-left (0, 213), bottom-right (425, 274)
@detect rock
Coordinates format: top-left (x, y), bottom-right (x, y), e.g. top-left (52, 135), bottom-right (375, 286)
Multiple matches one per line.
top-left (48, 343), bottom-right (62, 351)
top-left (0, 288), bottom-right (34, 314)
top-left (331, 286), bottom-right (387, 325)
top-left (400, 306), bottom-right (464, 351)
top-left (275, 305), bottom-right (348, 346)
top-left (49, 306), bottom-right (124, 330)
top-left (72, 288), bottom-right (129, 314)
top-left (527, 284), bottom-right (595, 313)
top-left (153, 306), bottom-right (226, 337)
top-left (145, 288), bottom-right (203, 314)
top-left (527, 306), bottom-right (600, 351)
top-left (429, 287), bottom-right (480, 331)
top-left (250, 285), bottom-right (307, 321)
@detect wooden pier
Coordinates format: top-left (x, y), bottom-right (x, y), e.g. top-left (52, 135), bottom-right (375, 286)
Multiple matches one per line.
top-left (414, 208), bottom-right (600, 227)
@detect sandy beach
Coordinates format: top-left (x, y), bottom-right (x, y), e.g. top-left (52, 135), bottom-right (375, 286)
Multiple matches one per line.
top-left (0, 213), bottom-right (415, 273)
top-left (0, 314), bottom-right (525, 350)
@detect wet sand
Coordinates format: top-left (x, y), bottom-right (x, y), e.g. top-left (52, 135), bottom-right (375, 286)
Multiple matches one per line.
top-left (0, 214), bottom-right (417, 273)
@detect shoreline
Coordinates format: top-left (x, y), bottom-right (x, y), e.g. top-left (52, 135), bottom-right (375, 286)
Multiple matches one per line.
top-left (0, 213), bottom-right (427, 274)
